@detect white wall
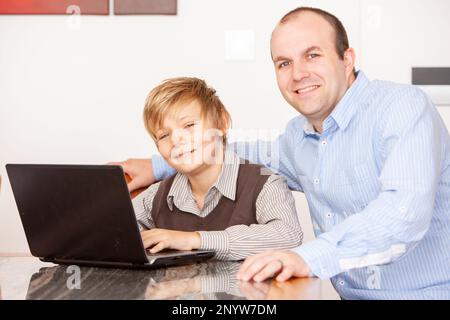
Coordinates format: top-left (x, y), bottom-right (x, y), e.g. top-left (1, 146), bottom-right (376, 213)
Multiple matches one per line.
top-left (1, 0), bottom-right (449, 254)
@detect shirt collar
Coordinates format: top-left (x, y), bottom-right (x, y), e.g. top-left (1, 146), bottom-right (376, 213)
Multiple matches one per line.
top-left (303, 70), bottom-right (370, 136)
top-left (327, 71), bottom-right (369, 131)
top-left (213, 150), bottom-right (241, 201)
top-left (303, 121), bottom-right (320, 138)
top-left (166, 150), bottom-right (241, 211)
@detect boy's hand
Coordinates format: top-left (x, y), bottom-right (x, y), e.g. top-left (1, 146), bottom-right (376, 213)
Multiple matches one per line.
top-left (141, 229), bottom-right (201, 253)
top-left (108, 158), bottom-right (155, 192)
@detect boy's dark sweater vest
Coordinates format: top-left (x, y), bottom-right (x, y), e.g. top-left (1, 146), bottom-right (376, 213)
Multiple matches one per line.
top-left (151, 161), bottom-right (270, 231)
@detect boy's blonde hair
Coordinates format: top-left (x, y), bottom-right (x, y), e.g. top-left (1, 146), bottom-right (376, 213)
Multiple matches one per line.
top-left (143, 77), bottom-right (231, 144)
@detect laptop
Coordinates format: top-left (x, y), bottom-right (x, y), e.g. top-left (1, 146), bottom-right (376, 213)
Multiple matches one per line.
top-left (6, 164), bottom-right (215, 269)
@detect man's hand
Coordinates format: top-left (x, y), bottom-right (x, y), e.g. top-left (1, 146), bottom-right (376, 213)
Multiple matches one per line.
top-left (237, 250), bottom-right (311, 282)
top-left (108, 158), bottom-right (155, 192)
top-left (141, 229), bottom-right (201, 253)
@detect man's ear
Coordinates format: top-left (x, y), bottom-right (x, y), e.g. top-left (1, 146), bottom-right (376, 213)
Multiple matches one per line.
top-left (343, 48), bottom-right (356, 76)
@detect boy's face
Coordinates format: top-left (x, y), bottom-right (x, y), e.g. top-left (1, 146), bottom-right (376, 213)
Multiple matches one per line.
top-left (155, 99), bottom-right (225, 174)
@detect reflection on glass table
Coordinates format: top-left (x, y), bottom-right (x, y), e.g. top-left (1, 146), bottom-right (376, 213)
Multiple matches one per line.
top-left (26, 261), bottom-right (243, 300)
top-left (23, 260), bottom-right (325, 300)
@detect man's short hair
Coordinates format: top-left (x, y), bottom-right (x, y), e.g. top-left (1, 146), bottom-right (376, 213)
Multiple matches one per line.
top-left (280, 7), bottom-right (350, 60)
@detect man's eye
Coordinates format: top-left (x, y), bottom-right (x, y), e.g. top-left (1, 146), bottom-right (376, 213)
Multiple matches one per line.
top-left (308, 53), bottom-right (319, 59)
top-left (278, 61), bottom-right (290, 69)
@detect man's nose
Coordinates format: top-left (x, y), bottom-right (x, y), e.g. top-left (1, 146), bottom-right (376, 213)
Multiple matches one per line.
top-left (292, 62), bottom-right (310, 81)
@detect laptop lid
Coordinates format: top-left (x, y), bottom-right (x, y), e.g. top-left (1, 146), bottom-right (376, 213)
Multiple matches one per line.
top-left (6, 164), bottom-right (149, 264)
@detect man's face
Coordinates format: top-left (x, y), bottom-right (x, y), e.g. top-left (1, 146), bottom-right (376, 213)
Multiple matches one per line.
top-left (155, 100), bottom-right (224, 175)
top-left (271, 12), bottom-right (355, 128)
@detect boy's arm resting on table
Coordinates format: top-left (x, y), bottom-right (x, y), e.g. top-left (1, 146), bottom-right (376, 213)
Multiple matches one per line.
top-left (198, 174), bottom-right (303, 261)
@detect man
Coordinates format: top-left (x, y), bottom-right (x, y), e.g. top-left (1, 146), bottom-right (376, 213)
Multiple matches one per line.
top-left (114, 7), bottom-right (450, 299)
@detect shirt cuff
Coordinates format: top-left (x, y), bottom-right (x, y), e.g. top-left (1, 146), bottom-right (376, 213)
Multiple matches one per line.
top-left (292, 238), bottom-right (342, 279)
top-left (198, 231), bottom-right (230, 260)
top-left (152, 155), bottom-right (176, 181)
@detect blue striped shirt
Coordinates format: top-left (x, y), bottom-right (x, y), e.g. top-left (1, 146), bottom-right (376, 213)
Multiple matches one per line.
top-left (152, 71), bottom-right (450, 299)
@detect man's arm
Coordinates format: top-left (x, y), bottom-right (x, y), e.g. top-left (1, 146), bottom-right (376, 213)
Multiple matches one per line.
top-left (239, 87), bottom-right (445, 281)
top-left (294, 88), bottom-right (443, 279)
top-left (228, 117), bottom-right (303, 190)
top-left (117, 118), bottom-right (304, 192)
top-left (108, 158), bottom-right (159, 192)
top-left (227, 125), bottom-right (302, 191)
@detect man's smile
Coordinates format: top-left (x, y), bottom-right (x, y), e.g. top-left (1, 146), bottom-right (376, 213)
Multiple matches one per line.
top-left (294, 85), bottom-right (321, 96)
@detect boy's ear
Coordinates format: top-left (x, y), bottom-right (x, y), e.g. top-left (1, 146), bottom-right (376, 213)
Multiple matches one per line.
top-left (220, 112), bottom-right (231, 135)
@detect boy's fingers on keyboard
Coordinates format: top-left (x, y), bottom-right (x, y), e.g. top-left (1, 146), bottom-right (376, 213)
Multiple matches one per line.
top-left (142, 234), bottom-right (161, 249)
top-left (150, 241), bottom-right (168, 253)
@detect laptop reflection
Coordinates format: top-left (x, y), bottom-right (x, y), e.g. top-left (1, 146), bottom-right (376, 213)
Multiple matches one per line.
top-left (25, 261), bottom-right (245, 300)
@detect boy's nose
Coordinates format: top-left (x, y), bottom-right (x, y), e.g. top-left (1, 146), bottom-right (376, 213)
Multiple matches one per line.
top-left (171, 128), bottom-right (189, 145)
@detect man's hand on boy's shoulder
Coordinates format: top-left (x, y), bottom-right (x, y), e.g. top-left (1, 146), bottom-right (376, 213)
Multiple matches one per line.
top-left (108, 158), bottom-right (155, 192)
top-left (141, 228), bottom-right (201, 253)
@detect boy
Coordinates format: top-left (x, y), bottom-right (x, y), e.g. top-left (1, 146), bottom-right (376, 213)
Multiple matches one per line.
top-left (132, 77), bottom-right (302, 260)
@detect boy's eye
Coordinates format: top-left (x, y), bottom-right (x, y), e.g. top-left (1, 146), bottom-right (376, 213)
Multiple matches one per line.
top-left (158, 133), bottom-right (169, 140)
top-left (184, 122), bottom-right (196, 129)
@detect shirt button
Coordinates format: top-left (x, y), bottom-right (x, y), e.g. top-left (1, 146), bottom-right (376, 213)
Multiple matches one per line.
top-left (326, 212), bottom-right (333, 218)
top-left (313, 178), bottom-right (320, 185)
top-left (339, 280), bottom-right (345, 286)
top-left (321, 140), bottom-right (328, 146)
top-left (399, 207), bottom-right (407, 213)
